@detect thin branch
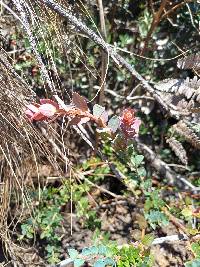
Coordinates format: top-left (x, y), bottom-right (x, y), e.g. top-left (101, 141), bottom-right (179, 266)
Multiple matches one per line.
top-left (141, 0), bottom-right (169, 56)
top-left (97, 0), bottom-right (108, 105)
top-left (151, 233), bottom-right (189, 245)
top-left (161, 0), bottom-right (195, 20)
top-left (178, 176), bottom-right (200, 192)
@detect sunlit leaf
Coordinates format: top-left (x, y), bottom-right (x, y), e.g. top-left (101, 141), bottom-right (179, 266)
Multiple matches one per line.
top-left (142, 233), bottom-right (155, 246)
top-left (104, 257), bottom-right (115, 266)
top-left (182, 207), bottom-right (193, 218)
top-left (82, 247), bottom-right (93, 256)
top-left (93, 104), bottom-right (105, 118)
top-left (68, 248), bottom-right (79, 259)
top-left (131, 155), bottom-right (144, 167)
top-left (185, 259), bottom-right (200, 267)
top-left (94, 259), bottom-right (106, 267)
top-left (98, 245), bottom-right (108, 255)
top-left (108, 115), bottom-right (120, 133)
top-left (137, 167), bottom-right (146, 177)
top-left (74, 258), bottom-right (85, 267)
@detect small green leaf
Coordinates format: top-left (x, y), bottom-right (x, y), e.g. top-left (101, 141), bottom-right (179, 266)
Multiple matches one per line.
top-left (185, 259), bottom-right (200, 267)
top-left (90, 245), bottom-right (99, 254)
top-left (68, 248), bottom-right (79, 259)
top-left (104, 257), bottom-right (115, 266)
top-left (182, 207), bottom-right (193, 218)
top-left (142, 233), bottom-right (155, 246)
top-left (131, 155), bottom-right (144, 166)
top-left (98, 245), bottom-right (108, 255)
top-left (93, 104), bottom-right (105, 118)
top-left (74, 258), bottom-right (85, 267)
top-left (108, 116), bottom-right (120, 133)
top-left (40, 232), bottom-right (46, 239)
top-left (137, 167), bottom-right (146, 177)
top-left (94, 259), bottom-right (106, 267)
top-left (191, 241), bottom-right (200, 255)
top-left (82, 247), bottom-right (92, 256)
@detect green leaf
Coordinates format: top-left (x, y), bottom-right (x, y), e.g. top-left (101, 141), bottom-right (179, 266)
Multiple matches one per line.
top-left (94, 259), bottom-right (106, 267)
top-left (82, 247), bottom-right (93, 256)
top-left (182, 207), bottom-right (193, 218)
top-left (131, 155), bottom-right (144, 166)
top-left (90, 246), bottom-right (99, 254)
top-left (40, 232), bottom-right (47, 239)
top-left (93, 104), bottom-right (105, 118)
top-left (104, 257), bottom-right (115, 266)
top-left (141, 179), bottom-right (152, 193)
top-left (137, 167), bottom-right (146, 177)
top-left (68, 248), bottom-right (79, 259)
top-left (185, 259), bottom-right (200, 267)
top-left (108, 116), bottom-right (120, 133)
top-left (98, 245), bottom-right (108, 255)
top-left (74, 258), bottom-right (85, 267)
top-left (145, 210), bottom-right (169, 230)
top-left (142, 234), bottom-right (155, 246)
top-left (191, 242), bottom-right (200, 255)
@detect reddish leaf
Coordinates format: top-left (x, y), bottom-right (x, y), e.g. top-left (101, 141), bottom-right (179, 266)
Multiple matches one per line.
top-left (40, 99), bottom-right (59, 109)
top-left (72, 92), bottom-right (88, 111)
top-left (69, 116), bottom-right (90, 126)
top-left (69, 116), bottom-right (82, 126)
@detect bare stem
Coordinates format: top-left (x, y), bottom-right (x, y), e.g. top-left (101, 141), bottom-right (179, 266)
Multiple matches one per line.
top-left (97, 0), bottom-right (108, 105)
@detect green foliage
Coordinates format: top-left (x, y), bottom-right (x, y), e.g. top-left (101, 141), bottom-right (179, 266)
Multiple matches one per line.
top-left (118, 34), bottom-right (134, 48)
top-left (19, 187), bottom-right (67, 263)
top-left (138, 8), bottom-right (153, 38)
top-left (142, 180), bottom-right (169, 229)
top-left (65, 242), bottom-right (153, 267)
top-left (185, 242), bottom-right (200, 266)
top-left (108, 116), bottom-right (120, 133)
top-left (145, 210), bottom-right (168, 230)
top-left (185, 259), bottom-right (200, 267)
top-left (20, 220), bottom-right (34, 239)
top-left (67, 245), bottom-right (116, 267)
top-left (191, 242), bottom-right (200, 257)
top-left (82, 156), bottom-right (110, 182)
top-left (115, 245), bottom-right (153, 267)
top-left (19, 155), bottom-right (115, 264)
